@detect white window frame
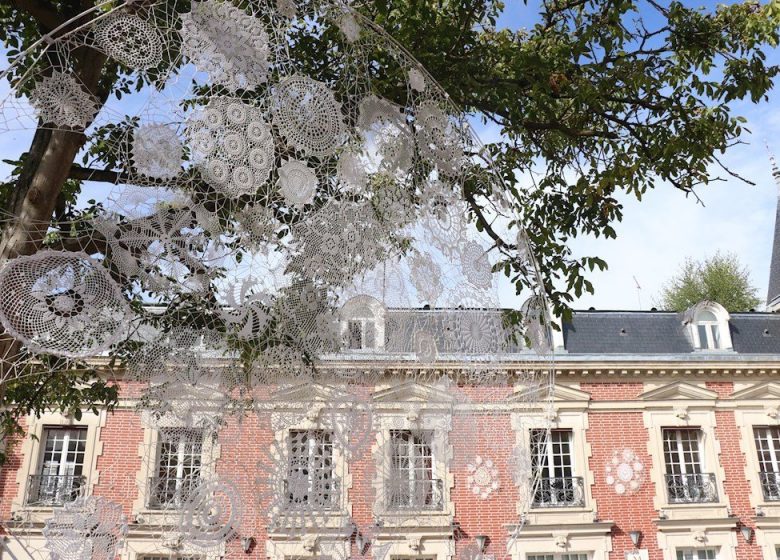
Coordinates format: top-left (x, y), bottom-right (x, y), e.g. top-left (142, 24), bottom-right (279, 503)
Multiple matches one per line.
top-left (339, 295), bottom-right (385, 351)
top-left (149, 428), bottom-right (205, 509)
top-left (11, 411), bottom-right (105, 522)
top-left (675, 549), bottom-right (718, 560)
top-left (286, 429), bottom-right (337, 509)
top-left (530, 429), bottom-right (581, 508)
top-left (30, 427), bottom-right (88, 506)
top-left (684, 301), bottom-right (732, 351)
top-left (528, 553), bottom-right (590, 560)
top-left (387, 429), bottom-right (438, 510)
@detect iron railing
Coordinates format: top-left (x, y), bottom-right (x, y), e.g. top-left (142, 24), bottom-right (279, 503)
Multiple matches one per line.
top-left (760, 471), bottom-right (780, 501)
top-left (385, 478), bottom-right (444, 511)
top-left (531, 476), bottom-right (585, 508)
top-left (284, 476), bottom-right (341, 509)
top-left (147, 476), bottom-right (200, 509)
top-left (665, 473), bottom-right (718, 503)
top-left (26, 474), bottom-right (85, 506)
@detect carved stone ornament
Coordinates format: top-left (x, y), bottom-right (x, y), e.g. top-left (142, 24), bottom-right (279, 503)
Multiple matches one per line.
top-left (692, 531), bottom-right (707, 544)
top-left (554, 534), bottom-right (568, 549)
top-left (407, 536), bottom-right (423, 552)
top-left (302, 535), bottom-right (319, 553)
top-left (674, 406), bottom-right (689, 420)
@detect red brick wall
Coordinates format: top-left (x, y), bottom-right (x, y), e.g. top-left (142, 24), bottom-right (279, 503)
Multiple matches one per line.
top-left (587, 412), bottom-right (662, 560)
top-left (581, 383), bottom-right (644, 401)
top-left (713, 410), bottom-right (762, 560)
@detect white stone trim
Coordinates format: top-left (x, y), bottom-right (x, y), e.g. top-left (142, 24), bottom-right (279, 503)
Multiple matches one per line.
top-left (643, 409), bottom-right (730, 520)
top-left (510, 410), bottom-right (595, 524)
top-left (11, 410), bottom-right (106, 523)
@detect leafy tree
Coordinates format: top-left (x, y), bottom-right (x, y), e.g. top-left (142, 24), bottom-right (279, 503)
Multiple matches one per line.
top-left (0, 0), bottom-right (778, 461)
top-left (657, 252), bottom-right (762, 312)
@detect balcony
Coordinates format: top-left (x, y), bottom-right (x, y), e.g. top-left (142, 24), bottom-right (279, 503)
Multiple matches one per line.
top-left (284, 475), bottom-right (341, 510)
top-left (26, 474), bottom-right (85, 506)
top-left (531, 476), bottom-right (585, 508)
top-left (385, 478), bottom-right (444, 511)
top-left (147, 476), bottom-right (200, 509)
top-left (665, 473), bottom-right (718, 504)
top-left (760, 471), bottom-right (780, 501)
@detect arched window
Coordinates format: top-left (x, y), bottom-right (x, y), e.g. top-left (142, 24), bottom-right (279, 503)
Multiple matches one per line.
top-left (695, 310), bottom-right (721, 350)
top-left (340, 296), bottom-right (385, 351)
top-left (685, 302), bottom-right (732, 351)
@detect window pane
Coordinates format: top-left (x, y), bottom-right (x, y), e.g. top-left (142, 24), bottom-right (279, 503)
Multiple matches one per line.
top-left (697, 325), bottom-right (709, 348)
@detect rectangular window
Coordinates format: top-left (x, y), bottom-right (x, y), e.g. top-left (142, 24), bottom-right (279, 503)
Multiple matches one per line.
top-left (149, 429), bottom-right (203, 508)
top-left (755, 426), bottom-right (780, 500)
top-left (530, 429), bottom-right (582, 507)
top-left (663, 428), bottom-right (717, 503)
top-left (386, 430), bottom-right (441, 510)
top-left (286, 430), bottom-right (337, 508)
top-left (29, 427), bottom-right (88, 505)
top-left (346, 319), bottom-right (375, 350)
top-left (676, 549), bottom-right (717, 560)
top-left (528, 554), bottom-right (589, 560)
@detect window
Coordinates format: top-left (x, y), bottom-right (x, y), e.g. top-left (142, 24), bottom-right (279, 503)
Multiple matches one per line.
top-left (530, 429), bottom-right (583, 507)
top-left (528, 554), bottom-right (589, 560)
top-left (755, 426), bottom-right (780, 500)
top-left (346, 317), bottom-right (375, 350)
top-left (28, 427), bottom-right (87, 506)
top-left (695, 310), bottom-right (721, 350)
top-left (149, 429), bottom-right (203, 508)
top-left (676, 549), bottom-right (717, 560)
top-left (386, 430), bottom-right (442, 510)
top-left (286, 430), bottom-right (338, 509)
top-left (662, 428), bottom-right (717, 503)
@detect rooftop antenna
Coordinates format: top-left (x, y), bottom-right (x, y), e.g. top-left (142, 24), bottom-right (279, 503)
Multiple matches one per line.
top-left (632, 275), bottom-right (642, 310)
top-left (767, 140), bottom-right (780, 193)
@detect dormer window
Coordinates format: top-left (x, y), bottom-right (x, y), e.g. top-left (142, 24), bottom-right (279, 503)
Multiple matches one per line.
top-left (684, 301), bottom-right (733, 352)
top-left (340, 295), bottom-right (385, 351)
top-left (695, 310), bottom-right (720, 350)
top-left (347, 317), bottom-right (375, 350)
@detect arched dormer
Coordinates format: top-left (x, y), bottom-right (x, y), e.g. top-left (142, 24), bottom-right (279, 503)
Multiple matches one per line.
top-left (339, 295), bottom-right (385, 351)
top-left (683, 301), bottom-right (733, 351)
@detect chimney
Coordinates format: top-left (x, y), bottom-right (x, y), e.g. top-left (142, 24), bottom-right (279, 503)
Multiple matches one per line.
top-left (767, 149), bottom-right (780, 312)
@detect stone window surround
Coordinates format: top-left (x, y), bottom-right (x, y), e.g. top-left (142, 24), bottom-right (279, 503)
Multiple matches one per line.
top-left (656, 525), bottom-right (737, 560)
top-left (643, 407), bottom-right (730, 519)
top-left (11, 410), bottom-right (106, 524)
top-left (371, 398), bottom-right (455, 526)
top-left (131, 414), bottom-right (221, 525)
top-left (507, 522), bottom-right (613, 560)
top-left (511, 407), bottom-right (595, 525)
top-left (122, 536), bottom-right (221, 560)
top-left (267, 401), bottom-right (353, 531)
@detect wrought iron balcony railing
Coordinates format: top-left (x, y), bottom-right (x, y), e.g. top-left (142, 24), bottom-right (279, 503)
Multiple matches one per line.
top-left (147, 476), bottom-right (200, 509)
top-left (284, 475), bottom-right (341, 510)
top-left (531, 476), bottom-right (585, 508)
top-left (26, 474), bottom-right (85, 506)
top-left (385, 477), bottom-right (444, 511)
top-left (665, 473), bottom-right (718, 504)
top-left (760, 471), bottom-right (780, 501)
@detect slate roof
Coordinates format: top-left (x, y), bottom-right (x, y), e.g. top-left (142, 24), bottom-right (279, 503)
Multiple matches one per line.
top-left (561, 310), bottom-right (780, 355)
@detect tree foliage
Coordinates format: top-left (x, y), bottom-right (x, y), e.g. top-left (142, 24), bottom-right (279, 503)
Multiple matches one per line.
top-left (0, 0), bottom-right (778, 460)
top-left (658, 251), bottom-right (762, 312)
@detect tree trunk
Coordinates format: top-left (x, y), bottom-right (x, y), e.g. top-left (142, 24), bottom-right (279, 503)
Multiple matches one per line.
top-left (0, 45), bottom-right (110, 376)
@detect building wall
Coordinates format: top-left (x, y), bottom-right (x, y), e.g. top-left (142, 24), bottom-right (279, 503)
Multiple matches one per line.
top-left (2, 369), bottom-right (780, 560)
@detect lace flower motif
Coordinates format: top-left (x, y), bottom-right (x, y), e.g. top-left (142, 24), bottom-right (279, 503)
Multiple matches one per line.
top-left (409, 67), bottom-right (426, 92)
top-left (43, 496), bottom-right (127, 560)
top-left (30, 71), bottom-right (99, 129)
top-left (131, 123), bottom-right (183, 179)
top-left (180, 0), bottom-right (271, 90)
top-left (179, 479), bottom-right (242, 550)
top-left (93, 13), bottom-right (163, 69)
top-left (187, 97), bottom-right (275, 197)
top-left (277, 158), bottom-right (318, 208)
top-left (0, 251), bottom-right (131, 358)
top-left (605, 448), bottom-right (644, 495)
top-left (415, 99), bottom-right (465, 176)
top-left (273, 74), bottom-right (347, 157)
top-left (461, 241), bottom-right (492, 289)
top-left (467, 456), bottom-right (500, 499)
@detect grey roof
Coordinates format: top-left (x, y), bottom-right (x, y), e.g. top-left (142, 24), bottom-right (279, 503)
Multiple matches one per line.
top-left (562, 310), bottom-right (780, 355)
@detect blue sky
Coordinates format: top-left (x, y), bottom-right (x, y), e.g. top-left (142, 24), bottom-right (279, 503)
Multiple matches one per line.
top-left (484, 0), bottom-right (780, 311)
top-left (1, 0), bottom-right (778, 312)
